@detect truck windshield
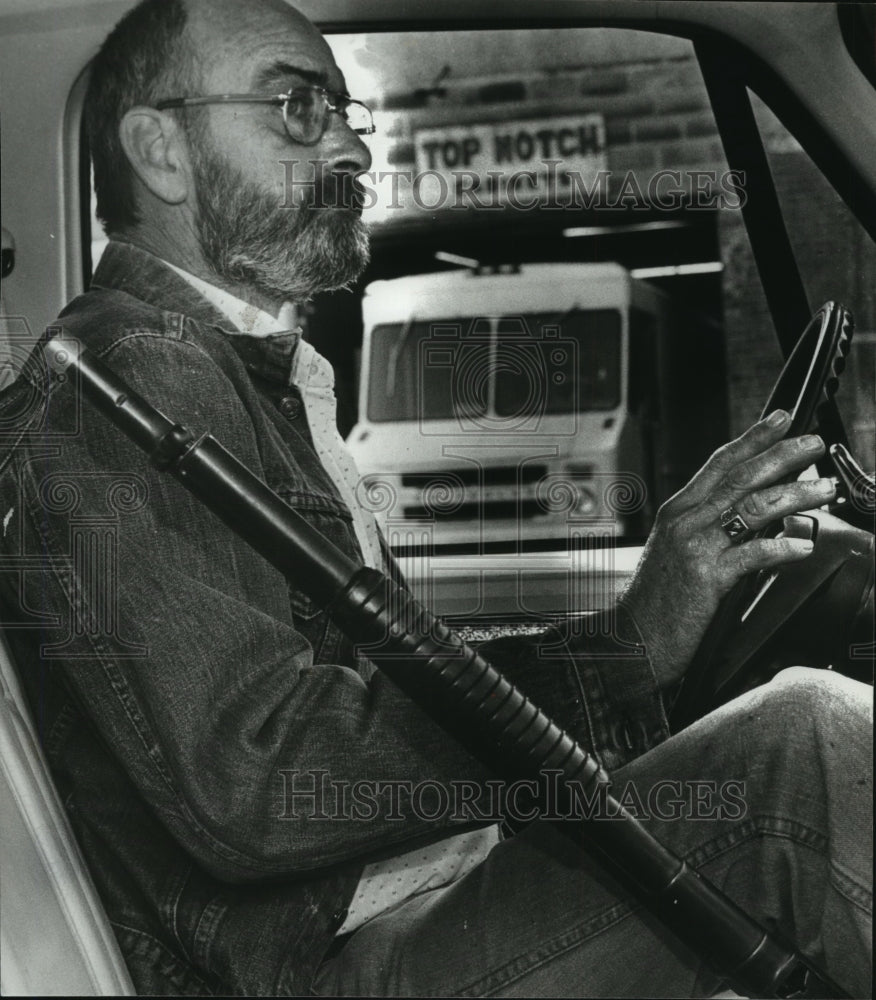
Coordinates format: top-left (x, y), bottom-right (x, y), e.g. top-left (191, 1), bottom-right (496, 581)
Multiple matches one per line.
top-left (367, 309), bottom-right (621, 422)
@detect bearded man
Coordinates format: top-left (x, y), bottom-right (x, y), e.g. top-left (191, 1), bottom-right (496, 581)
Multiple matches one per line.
top-left (0, 0), bottom-right (870, 996)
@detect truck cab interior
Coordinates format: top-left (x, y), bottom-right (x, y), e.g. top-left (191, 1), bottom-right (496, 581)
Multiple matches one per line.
top-left (0, 1), bottom-right (873, 994)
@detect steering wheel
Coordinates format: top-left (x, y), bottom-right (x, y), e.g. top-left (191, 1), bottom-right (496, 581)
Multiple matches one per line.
top-left (669, 302), bottom-right (875, 731)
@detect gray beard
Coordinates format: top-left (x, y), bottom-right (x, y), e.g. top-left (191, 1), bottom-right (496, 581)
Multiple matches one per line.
top-left (191, 146), bottom-right (370, 303)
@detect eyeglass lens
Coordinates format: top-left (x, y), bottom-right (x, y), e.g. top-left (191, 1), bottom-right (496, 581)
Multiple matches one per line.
top-left (283, 89), bottom-right (372, 141)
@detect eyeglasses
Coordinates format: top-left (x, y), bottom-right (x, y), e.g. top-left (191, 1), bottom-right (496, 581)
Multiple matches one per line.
top-left (155, 84), bottom-right (376, 145)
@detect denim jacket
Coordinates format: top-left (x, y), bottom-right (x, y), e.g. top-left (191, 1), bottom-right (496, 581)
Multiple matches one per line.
top-left (0, 241), bottom-right (669, 995)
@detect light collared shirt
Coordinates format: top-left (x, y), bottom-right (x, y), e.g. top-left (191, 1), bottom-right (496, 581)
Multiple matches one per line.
top-left (163, 260), bottom-right (300, 338)
top-left (162, 260), bottom-right (383, 569)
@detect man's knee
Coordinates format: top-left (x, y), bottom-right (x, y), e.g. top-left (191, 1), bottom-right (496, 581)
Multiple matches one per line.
top-left (769, 665), bottom-right (870, 713)
top-left (763, 666), bottom-right (872, 744)
top-left (726, 668), bottom-right (872, 831)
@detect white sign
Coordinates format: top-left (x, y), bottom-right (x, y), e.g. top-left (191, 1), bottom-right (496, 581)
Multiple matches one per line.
top-left (413, 114), bottom-right (606, 206)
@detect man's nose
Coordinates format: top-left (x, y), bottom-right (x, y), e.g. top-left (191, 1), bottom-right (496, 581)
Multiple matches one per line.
top-left (323, 113), bottom-right (373, 173)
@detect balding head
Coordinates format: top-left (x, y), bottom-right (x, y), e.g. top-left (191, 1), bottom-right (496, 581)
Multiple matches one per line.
top-left (184, 0), bottom-right (348, 107)
top-left (87, 0), bottom-right (330, 234)
top-left (88, 0), bottom-right (370, 306)
top-left (185, 0), bottom-right (327, 62)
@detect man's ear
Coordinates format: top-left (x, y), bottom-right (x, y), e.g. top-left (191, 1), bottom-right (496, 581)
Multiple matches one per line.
top-left (118, 107), bottom-right (190, 206)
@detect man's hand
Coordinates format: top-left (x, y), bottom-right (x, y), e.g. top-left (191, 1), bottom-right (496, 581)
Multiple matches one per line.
top-left (619, 410), bottom-right (836, 687)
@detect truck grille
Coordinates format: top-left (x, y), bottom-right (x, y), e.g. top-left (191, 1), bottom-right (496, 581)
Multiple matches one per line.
top-left (403, 500), bottom-right (547, 521)
top-left (400, 464), bottom-right (548, 488)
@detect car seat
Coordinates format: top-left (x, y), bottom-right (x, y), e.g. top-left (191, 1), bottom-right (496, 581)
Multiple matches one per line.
top-left (0, 628), bottom-right (135, 995)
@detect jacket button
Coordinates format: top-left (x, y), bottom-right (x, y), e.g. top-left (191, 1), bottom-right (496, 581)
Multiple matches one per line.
top-left (331, 908), bottom-right (348, 926)
top-left (279, 396), bottom-right (301, 419)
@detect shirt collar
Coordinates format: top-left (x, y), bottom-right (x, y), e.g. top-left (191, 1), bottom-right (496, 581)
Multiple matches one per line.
top-left (158, 257), bottom-right (305, 386)
top-left (89, 241), bottom-right (302, 386)
top-left (160, 259), bottom-right (300, 338)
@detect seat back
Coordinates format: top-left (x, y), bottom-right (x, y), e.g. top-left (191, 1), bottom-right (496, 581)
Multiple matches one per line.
top-left (0, 630), bottom-right (135, 995)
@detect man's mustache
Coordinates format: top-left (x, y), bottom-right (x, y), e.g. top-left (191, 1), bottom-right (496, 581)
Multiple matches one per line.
top-left (298, 168), bottom-right (366, 213)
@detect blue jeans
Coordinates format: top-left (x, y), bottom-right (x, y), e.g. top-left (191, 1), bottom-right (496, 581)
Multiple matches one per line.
top-left (312, 669), bottom-right (873, 997)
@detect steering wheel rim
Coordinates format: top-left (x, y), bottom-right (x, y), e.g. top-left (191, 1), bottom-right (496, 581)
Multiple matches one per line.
top-left (668, 302), bottom-right (856, 731)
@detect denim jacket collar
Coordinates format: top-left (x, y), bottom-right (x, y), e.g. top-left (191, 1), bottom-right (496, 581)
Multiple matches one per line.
top-left (91, 240), bottom-right (301, 385)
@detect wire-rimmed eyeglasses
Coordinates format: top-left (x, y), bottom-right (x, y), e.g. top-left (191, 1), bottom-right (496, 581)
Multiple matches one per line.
top-left (156, 84), bottom-right (376, 146)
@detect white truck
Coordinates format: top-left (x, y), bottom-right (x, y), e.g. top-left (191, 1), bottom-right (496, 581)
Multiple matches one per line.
top-left (347, 262), bottom-right (722, 554)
